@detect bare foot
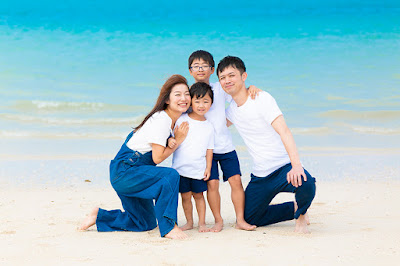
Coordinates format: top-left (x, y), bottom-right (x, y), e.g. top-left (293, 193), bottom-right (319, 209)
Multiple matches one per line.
top-left (198, 224), bottom-right (211, 233)
top-left (78, 207), bottom-right (99, 231)
top-left (210, 221), bottom-right (224, 232)
top-left (235, 220), bottom-right (257, 231)
top-left (305, 212), bottom-right (310, 225)
top-left (295, 214), bottom-right (310, 234)
top-left (165, 225), bottom-right (188, 240)
top-left (179, 223), bottom-right (194, 231)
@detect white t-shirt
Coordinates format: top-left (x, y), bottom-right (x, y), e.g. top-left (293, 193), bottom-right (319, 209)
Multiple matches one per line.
top-left (204, 82), bottom-right (235, 154)
top-left (172, 113), bottom-right (214, 180)
top-left (127, 111), bottom-right (172, 154)
top-left (226, 91), bottom-right (291, 177)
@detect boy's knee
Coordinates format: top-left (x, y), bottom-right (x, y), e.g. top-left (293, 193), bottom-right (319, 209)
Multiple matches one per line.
top-left (192, 192), bottom-right (204, 200)
top-left (207, 180), bottom-right (219, 191)
top-left (228, 175), bottom-right (243, 188)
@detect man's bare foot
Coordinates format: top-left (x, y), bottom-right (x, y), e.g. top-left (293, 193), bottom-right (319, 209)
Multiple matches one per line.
top-left (210, 221), bottom-right (224, 232)
top-left (305, 212), bottom-right (310, 225)
top-left (78, 207), bottom-right (99, 231)
top-left (295, 214), bottom-right (310, 234)
top-left (165, 225), bottom-right (188, 240)
top-left (198, 224), bottom-right (211, 233)
top-left (235, 220), bottom-right (257, 231)
top-left (179, 223), bottom-right (194, 231)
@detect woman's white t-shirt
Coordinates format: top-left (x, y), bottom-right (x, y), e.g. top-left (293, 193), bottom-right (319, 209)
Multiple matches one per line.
top-left (172, 113), bottom-right (214, 180)
top-left (226, 91), bottom-right (291, 177)
top-left (204, 82), bottom-right (235, 154)
top-left (127, 111), bottom-right (172, 154)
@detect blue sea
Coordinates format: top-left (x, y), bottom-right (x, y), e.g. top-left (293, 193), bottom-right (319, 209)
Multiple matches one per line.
top-left (0, 1), bottom-right (400, 185)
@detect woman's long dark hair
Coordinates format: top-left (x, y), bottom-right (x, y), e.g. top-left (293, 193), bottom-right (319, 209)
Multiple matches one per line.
top-left (134, 74), bottom-right (188, 132)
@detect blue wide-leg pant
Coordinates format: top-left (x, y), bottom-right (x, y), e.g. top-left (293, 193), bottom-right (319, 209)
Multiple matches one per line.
top-left (244, 163), bottom-right (316, 227)
top-left (95, 131), bottom-right (180, 237)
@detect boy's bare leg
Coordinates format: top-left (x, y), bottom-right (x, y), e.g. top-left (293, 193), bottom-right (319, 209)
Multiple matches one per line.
top-left (165, 224), bottom-right (188, 240)
top-left (78, 207), bottom-right (99, 231)
top-left (193, 192), bottom-right (210, 233)
top-left (228, 175), bottom-right (256, 231)
top-left (206, 179), bottom-right (224, 232)
top-left (180, 192), bottom-right (194, 231)
top-left (294, 201), bottom-right (310, 233)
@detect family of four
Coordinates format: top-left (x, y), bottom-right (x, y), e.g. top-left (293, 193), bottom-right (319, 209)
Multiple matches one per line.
top-left (79, 50), bottom-right (316, 240)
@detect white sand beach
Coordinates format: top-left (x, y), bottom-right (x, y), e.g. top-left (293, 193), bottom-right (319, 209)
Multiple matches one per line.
top-left (1, 148), bottom-right (399, 265)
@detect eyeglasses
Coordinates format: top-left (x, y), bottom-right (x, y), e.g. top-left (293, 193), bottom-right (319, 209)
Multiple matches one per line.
top-left (190, 65), bottom-right (212, 71)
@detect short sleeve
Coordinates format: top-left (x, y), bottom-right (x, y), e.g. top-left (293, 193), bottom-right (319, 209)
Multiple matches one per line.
top-left (257, 92), bottom-right (283, 125)
top-left (146, 113), bottom-right (171, 147)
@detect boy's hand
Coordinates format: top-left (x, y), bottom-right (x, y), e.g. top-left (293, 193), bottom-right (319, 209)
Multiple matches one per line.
top-left (203, 169), bottom-right (211, 181)
top-left (248, 85), bottom-right (262, 100)
top-left (287, 165), bottom-right (307, 188)
top-left (167, 137), bottom-right (177, 149)
top-left (174, 122), bottom-right (189, 145)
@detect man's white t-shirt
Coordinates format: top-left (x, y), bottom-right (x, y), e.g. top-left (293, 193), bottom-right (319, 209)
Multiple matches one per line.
top-left (226, 91), bottom-right (291, 177)
top-left (204, 82), bottom-right (235, 154)
top-left (172, 113), bottom-right (214, 180)
top-left (127, 111), bottom-right (172, 154)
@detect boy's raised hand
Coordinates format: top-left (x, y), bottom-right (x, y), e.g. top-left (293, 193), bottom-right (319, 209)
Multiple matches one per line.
top-left (248, 85), bottom-right (262, 100)
top-left (167, 137), bottom-right (177, 149)
top-left (174, 121), bottom-right (189, 145)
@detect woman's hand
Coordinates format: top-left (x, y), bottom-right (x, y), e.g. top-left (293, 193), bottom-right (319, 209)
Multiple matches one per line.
top-left (174, 122), bottom-right (189, 145)
top-left (167, 137), bottom-right (177, 149)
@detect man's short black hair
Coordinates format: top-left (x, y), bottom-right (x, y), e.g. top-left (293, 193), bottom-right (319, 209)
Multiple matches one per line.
top-left (188, 50), bottom-right (215, 69)
top-left (217, 56), bottom-right (246, 77)
top-left (190, 82), bottom-right (214, 103)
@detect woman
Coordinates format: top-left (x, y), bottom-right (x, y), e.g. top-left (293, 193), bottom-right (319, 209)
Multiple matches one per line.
top-left (79, 74), bottom-right (191, 239)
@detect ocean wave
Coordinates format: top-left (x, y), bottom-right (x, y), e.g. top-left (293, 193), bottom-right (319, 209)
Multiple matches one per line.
top-left (0, 130), bottom-right (126, 139)
top-left (0, 113), bottom-right (143, 126)
top-left (349, 125), bottom-right (400, 135)
top-left (319, 110), bottom-right (400, 121)
top-left (291, 127), bottom-right (333, 135)
top-left (11, 100), bottom-right (148, 113)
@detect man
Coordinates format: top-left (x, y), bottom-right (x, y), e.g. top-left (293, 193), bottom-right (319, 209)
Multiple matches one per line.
top-left (217, 56), bottom-right (316, 233)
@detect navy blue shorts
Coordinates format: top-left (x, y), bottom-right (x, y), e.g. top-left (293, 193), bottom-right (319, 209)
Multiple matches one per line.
top-left (209, 150), bottom-right (241, 182)
top-left (179, 176), bottom-right (208, 193)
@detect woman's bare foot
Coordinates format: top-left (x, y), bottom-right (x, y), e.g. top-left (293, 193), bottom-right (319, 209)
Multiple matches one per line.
top-left (295, 214), bottom-right (310, 234)
top-left (179, 222), bottom-right (194, 231)
top-left (210, 220), bottom-right (224, 232)
top-left (198, 224), bottom-right (211, 233)
top-left (235, 219), bottom-right (257, 231)
top-left (78, 207), bottom-right (99, 231)
top-left (165, 225), bottom-right (188, 240)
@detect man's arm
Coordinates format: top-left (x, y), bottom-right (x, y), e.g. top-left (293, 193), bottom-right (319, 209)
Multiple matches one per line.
top-left (271, 115), bottom-right (307, 187)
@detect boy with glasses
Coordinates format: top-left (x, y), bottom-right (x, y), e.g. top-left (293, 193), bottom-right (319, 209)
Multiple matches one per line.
top-left (187, 50), bottom-right (257, 232)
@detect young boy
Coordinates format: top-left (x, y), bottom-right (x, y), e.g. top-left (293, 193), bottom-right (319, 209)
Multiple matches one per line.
top-left (170, 82), bottom-right (215, 232)
top-left (187, 50), bottom-right (257, 231)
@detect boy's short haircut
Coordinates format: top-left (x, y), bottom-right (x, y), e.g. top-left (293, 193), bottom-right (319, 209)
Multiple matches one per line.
top-left (188, 50), bottom-right (215, 69)
top-left (217, 56), bottom-right (246, 77)
top-left (190, 82), bottom-right (214, 103)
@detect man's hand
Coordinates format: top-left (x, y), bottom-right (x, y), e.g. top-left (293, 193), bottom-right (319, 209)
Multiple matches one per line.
top-left (287, 165), bottom-right (307, 188)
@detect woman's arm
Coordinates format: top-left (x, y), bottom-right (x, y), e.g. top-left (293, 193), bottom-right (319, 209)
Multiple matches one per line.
top-left (151, 121), bottom-right (189, 164)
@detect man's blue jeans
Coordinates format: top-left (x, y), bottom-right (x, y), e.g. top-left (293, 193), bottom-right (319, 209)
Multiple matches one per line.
top-left (244, 163), bottom-right (316, 226)
top-left (96, 131), bottom-right (180, 237)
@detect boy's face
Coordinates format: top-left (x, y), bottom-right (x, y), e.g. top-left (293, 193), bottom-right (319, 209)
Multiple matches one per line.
top-left (191, 93), bottom-right (212, 117)
top-left (218, 66), bottom-right (247, 96)
top-left (189, 58), bottom-right (214, 83)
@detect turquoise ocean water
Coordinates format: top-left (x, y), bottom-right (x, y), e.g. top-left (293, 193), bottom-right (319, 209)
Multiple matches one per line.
top-left (1, 1), bottom-right (400, 184)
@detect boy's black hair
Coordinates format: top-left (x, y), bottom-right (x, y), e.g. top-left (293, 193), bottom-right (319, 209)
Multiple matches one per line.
top-left (188, 50), bottom-right (215, 69)
top-left (217, 56), bottom-right (246, 77)
top-left (190, 82), bottom-right (214, 103)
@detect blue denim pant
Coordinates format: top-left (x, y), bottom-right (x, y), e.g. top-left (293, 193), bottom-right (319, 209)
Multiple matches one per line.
top-left (96, 131), bottom-right (180, 237)
top-left (244, 163), bottom-right (316, 226)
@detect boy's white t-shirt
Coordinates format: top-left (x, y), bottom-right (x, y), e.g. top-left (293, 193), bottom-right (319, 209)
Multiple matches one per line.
top-left (172, 113), bottom-right (214, 180)
top-left (226, 91), bottom-right (291, 177)
top-left (127, 111), bottom-right (172, 154)
top-left (204, 82), bottom-right (235, 154)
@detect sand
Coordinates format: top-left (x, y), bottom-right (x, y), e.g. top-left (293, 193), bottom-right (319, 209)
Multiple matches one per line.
top-left (1, 146), bottom-right (399, 265)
